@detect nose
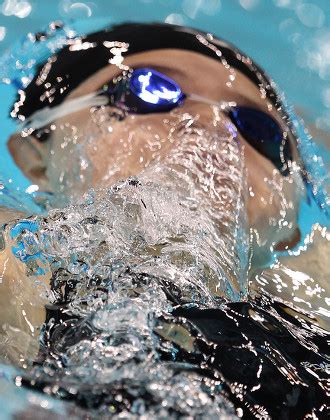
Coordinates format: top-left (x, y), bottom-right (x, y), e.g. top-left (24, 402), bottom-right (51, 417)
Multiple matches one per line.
top-left (139, 110), bottom-right (249, 299)
top-left (156, 109), bottom-right (242, 197)
top-left (83, 100), bottom-right (240, 194)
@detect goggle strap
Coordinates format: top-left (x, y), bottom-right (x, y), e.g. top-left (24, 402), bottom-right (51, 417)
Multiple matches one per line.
top-left (19, 91), bottom-right (234, 133)
top-left (188, 93), bottom-right (232, 110)
top-left (19, 91), bottom-right (108, 132)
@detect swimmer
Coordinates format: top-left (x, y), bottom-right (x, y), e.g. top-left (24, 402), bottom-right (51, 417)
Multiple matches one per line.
top-left (6, 23), bottom-right (303, 246)
top-left (0, 21), bottom-right (305, 349)
top-left (0, 22), bottom-right (327, 416)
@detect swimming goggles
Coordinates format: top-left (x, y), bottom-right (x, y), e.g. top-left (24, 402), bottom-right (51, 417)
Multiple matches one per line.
top-left (19, 67), bottom-right (292, 173)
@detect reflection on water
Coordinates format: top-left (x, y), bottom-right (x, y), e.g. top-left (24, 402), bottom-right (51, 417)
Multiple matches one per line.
top-left (0, 122), bottom-right (329, 417)
top-left (253, 223), bottom-right (330, 330)
top-left (1, 117), bottom-right (247, 416)
top-left (1, 186), bottom-right (329, 417)
top-left (0, 3), bottom-right (329, 418)
top-left (1, 0), bottom-right (32, 19)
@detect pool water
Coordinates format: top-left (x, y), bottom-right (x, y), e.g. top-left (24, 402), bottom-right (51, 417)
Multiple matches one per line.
top-left (0, 1), bottom-right (329, 419)
top-left (0, 0), bottom-right (329, 226)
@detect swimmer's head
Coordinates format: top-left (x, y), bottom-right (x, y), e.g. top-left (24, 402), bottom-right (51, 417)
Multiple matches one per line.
top-left (7, 22), bottom-right (304, 255)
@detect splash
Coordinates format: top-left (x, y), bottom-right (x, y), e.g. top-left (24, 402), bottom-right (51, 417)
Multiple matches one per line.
top-left (1, 113), bottom-right (327, 417)
top-left (0, 115), bottom-right (248, 417)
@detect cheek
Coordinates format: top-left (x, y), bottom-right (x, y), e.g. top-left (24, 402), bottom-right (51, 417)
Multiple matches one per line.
top-left (244, 140), bottom-right (300, 243)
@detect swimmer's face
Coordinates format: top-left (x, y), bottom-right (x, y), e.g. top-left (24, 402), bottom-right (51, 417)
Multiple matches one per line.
top-left (8, 48), bottom-right (302, 254)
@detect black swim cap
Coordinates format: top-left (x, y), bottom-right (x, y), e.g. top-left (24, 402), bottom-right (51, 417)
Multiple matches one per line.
top-left (12, 22), bottom-right (281, 121)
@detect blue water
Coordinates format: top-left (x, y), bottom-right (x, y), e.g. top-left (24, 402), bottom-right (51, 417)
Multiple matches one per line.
top-left (0, 2), bottom-right (329, 418)
top-left (0, 0), bottom-right (329, 223)
top-left (0, 1), bottom-right (329, 116)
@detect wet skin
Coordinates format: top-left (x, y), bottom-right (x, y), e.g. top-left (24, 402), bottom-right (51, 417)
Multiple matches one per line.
top-left (8, 49), bottom-right (302, 250)
top-left (0, 48), bottom-right (305, 364)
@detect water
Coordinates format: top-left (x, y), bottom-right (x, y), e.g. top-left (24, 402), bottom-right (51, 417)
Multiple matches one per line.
top-left (2, 177), bottom-right (328, 417)
top-left (0, 1), bottom-right (329, 419)
top-left (1, 112), bottom-right (248, 417)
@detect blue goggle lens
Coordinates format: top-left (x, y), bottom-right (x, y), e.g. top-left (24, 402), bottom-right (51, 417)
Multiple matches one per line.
top-left (107, 68), bottom-right (184, 114)
top-left (108, 68), bottom-right (291, 172)
top-left (130, 68), bottom-right (183, 108)
top-left (228, 107), bottom-right (291, 171)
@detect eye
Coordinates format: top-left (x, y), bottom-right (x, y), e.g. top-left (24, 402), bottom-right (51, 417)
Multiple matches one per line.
top-left (228, 106), bottom-right (292, 171)
top-left (108, 68), bottom-right (185, 114)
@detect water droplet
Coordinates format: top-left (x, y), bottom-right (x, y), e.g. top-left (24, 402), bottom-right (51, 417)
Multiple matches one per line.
top-left (1, 0), bottom-right (16, 16)
top-left (164, 13), bottom-right (186, 25)
top-left (69, 2), bottom-right (92, 18)
top-left (25, 184), bottom-right (39, 194)
top-left (322, 88), bottom-right (330, 108)
top-left (0, 26), bottom-right (6, 41)
top-left (239, 0), bottom-right (260, 11)
top-left (296, 3), bottom-right (325, 28)
top-left (1, 0), bottom-right (32, 18)
top-left (14, 0), bottom-right (31, 18)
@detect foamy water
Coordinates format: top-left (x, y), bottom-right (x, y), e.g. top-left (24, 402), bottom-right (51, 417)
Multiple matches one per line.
top-left (0, 115), bottom-right (250, 417)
